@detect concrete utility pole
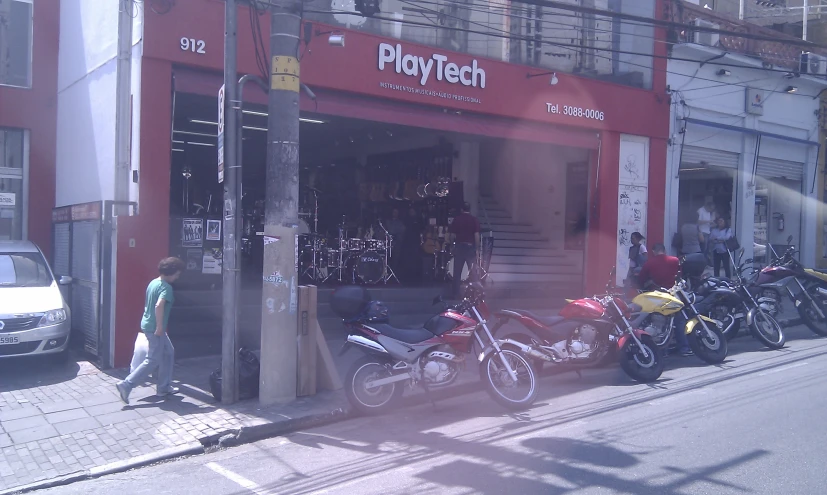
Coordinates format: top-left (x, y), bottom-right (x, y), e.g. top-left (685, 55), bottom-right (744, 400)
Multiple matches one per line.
top-left (221, 0), bottom-right (241, 405)
top-left (259, 0), bottom-right (302, 405)
top-left (115, 0), bottom-right (133, 211)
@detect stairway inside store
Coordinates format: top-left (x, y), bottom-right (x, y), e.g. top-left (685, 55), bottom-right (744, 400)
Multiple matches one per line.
top-left (479, 194), bottom-right (585, 286)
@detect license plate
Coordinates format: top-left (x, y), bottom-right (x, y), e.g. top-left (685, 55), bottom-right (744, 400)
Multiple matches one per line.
top-left (0, 336), bottom-right (19, 345)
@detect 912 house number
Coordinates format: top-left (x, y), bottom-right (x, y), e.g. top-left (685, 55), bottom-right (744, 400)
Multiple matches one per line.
top-left (180, 37), bottom-right (206, 54)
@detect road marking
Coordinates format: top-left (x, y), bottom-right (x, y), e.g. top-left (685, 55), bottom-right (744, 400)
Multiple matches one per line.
top-left (758, 362), bottom-right (808, 376)
top-left (206, 462), bottom-right (272, 495)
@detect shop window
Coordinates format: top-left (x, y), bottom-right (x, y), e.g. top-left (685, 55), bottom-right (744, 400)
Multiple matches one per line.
top-left (0, 128), bottom-right (27, 240)
top-left (0, 0), bottom-right (33, 88)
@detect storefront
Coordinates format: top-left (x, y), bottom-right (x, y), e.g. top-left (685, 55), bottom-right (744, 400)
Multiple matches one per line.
top-left (666, 45), bottom-right (825, 269)
top-left (106, 0), bottom-right (669, 366)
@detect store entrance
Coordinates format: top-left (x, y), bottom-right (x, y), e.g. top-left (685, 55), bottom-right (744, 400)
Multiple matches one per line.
top-left (677, 168), bottom-right (734, 254)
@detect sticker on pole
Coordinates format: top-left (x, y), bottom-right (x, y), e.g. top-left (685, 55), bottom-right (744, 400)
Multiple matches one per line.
top-left (217, 84), bottom-right (225, 183)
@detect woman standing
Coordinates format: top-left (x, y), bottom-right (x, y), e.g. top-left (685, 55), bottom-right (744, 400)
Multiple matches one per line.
top-left (709, 217), bottom-right (734, 278)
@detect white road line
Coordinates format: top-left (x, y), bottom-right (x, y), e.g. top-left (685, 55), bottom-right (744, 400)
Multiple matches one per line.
top-left (206, 462), bottom-right (272, 495)
top-left (758, 362), bottom-right (808, 376)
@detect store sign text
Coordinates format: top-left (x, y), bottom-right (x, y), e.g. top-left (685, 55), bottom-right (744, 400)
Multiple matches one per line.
top-left (180, 37), bottom-right (206, 54)
top-left (0, 193), bottom-right (15, 207)
top-left (546, 102), bottom-right (604, 121)
top-left (378, 43), bottom-right (486, 89)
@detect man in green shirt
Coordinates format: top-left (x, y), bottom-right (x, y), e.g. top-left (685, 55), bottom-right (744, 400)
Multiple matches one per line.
top-left (116, 257), bottom-right (185, 404)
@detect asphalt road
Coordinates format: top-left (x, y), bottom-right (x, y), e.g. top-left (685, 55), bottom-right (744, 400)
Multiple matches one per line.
top-left (39, 326), bottom-right (827, 494)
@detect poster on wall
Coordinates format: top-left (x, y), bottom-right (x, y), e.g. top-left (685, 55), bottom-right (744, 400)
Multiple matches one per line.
top-left (186, 249), bottom-right (203, 271)
top-left (202, 248), bottom-right (223, 275)
top-left (615, 184), bottom-right (648, 286)
top-left (206, 219), bottom-right (222, 241)
top-left (182, 218), bottom-right (203, 247)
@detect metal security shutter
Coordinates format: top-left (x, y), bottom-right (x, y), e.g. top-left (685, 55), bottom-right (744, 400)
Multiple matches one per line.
top-left (756, 157), bottom-right (804, 180)
top-left (52, 223), bottom-right (70, 276)
top-left (680, 146), bottom-right (739, 169)
top-left (70, 220), bottom-right (101, 355)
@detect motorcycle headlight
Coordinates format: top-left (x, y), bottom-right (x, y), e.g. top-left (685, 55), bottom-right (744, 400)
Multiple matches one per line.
top-left (39, 309), bottom-right (67, 327)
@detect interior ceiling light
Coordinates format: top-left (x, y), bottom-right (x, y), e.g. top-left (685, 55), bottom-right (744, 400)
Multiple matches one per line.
top-left (243, 126), bottom-right (268, 132)
top-left (785, 86), bottom-right (798, 93)
top-left (242, 110), bottom-right (268, 117)
top-left (173, 130), bottom-right (217, 137)
top-left (172, 148), bottom-right (184, 152)
top-left (172, 140), bottom-right (185, 144)
top-left (190, 119), bottom-right (218, 126)
top-left (299, 118), bottom-right (326, 124)
top-left (187, 141), bottom-right (215, 147)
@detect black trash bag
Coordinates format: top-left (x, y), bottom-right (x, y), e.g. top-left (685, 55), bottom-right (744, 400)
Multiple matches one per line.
top-left (209, 348), bottom-right (261, 402)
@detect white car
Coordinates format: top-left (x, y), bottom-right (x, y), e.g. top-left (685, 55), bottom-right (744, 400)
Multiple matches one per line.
top-left (0, 241), bottom-right (72, 360)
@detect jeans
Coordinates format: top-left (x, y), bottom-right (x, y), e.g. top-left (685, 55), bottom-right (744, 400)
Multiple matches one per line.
top-left (452, 243), bottom-right (476, 297)
top-left (713, 251), bottom-right (731, 278)
top-left (672, 314), bottom-right (691, 353)
top-left (123, 332), bottom-right (175, 394)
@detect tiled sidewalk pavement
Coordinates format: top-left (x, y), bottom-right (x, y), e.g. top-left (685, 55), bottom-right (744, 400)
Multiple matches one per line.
top-left (0, 355), bottom-right (350, 492)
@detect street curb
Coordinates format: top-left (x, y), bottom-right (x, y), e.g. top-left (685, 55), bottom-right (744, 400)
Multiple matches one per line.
top-left (0, 442), bottom-right (205, 495)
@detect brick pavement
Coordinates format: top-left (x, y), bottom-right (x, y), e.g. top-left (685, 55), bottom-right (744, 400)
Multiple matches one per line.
top-left (0, 354), bottom-right (349, 492)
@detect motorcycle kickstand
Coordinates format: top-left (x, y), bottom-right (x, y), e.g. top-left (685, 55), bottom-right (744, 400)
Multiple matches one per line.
top-left (573, 369), bottom-right (583, 379)
top-left (419, 382), bottom-right (439, 410)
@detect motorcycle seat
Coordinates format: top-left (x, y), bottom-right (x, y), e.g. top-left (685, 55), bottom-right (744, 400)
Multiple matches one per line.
top-left (369, 323), bottom-right (435, 344)
top-left (507, 310), bottom-right (566, 328)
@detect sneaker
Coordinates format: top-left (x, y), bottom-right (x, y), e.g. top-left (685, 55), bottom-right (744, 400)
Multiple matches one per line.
top-left (680, 349), bottom-right (694, 357)
top-left (157, 386), bottom-right (180, 397)
top-left (115, 381), bottom-right (131, 405)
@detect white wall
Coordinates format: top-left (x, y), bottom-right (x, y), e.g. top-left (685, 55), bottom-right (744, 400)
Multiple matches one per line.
top-left (665, 46), bottom-right (824, 264)
top-left (55, 0), bottom-right (143, 207)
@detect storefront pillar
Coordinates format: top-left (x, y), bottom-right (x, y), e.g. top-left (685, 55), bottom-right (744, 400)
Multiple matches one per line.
top-left (585, 132), bottom-right (619, 294)
top-left (735, 134), bottom-right (758, 264)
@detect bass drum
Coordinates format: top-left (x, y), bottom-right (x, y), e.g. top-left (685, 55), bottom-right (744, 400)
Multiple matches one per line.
top-left (356, 250), bottom-right (386, 284)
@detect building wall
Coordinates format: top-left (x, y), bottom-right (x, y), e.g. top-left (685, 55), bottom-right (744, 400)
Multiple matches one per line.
top-left (666, 46), bottom-right (823, 265)
top-left (0, 0), bottom-right (59, 254)
top-left (55, 0), bottom-right (143, 207)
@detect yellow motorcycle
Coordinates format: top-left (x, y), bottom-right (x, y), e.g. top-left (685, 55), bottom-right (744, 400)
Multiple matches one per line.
top-left (628, 280), bottom-right (729, 365)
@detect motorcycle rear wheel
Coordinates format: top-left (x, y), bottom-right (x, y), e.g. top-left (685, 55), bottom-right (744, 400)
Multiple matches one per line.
top-left (797, 287), bottom-right (827, 337)
top-left (688, 321), bottom-right (728, 364)
top-left (619, 334), bottom-right (664, 383)
top-left (750, 311), bottom-right (786, 350)
top-left (480, 349), bottom-right (539, 411)
top-left (344, 356), bottom-right (405, 416)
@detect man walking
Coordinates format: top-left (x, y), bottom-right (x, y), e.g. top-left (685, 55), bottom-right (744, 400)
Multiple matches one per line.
top-left (116, 257), bottom-right (185, 404)
top-left (448, 202), bottom-right (480, 298)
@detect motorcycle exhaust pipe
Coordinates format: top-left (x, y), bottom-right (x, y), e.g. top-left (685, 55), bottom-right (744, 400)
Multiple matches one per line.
top-left (499, 338), bottom-right (554, 362)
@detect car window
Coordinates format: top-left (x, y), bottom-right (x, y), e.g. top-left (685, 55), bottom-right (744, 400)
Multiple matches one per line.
top-left (0, 252), bottom-right (53, 287)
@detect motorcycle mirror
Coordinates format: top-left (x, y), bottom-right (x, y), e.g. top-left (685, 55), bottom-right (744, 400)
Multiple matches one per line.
top-left (787, 235), bottom-right (793, 244)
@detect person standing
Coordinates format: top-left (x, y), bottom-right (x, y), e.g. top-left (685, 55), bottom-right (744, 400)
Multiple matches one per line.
top-left (116, 257), bottom-right (185, 404)
top-left (448, 202), bottom-right (480, 298)
top-left (709, 217), bottom-right (734, 278)
top-left (681, 212), bottom-right (703, 255)
top-left (626, 232), bottom-right (648, 284)
top-left (697, 197), bottom-right (717, 261)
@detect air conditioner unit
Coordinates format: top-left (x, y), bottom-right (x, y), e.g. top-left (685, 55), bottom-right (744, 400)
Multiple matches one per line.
top-left (693, 19), bottom-right (720, 47)
top-left (800, 52), bottom-right (827, 77)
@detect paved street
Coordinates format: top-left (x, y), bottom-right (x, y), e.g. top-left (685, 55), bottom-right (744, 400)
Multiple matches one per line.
top-left (35, 326), bottom-right (827, 495)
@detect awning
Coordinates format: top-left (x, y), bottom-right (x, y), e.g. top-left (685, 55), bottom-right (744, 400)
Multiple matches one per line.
top-left (173, 68), bottom-right (601, 150)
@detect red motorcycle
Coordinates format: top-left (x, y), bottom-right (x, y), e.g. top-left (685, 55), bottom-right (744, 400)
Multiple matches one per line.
top-left (493, 269), bottom-right (664, 383)
top-left (334, 283), bottom-right (540, 414)
top-left (753, 236), bottom-right (827, 336)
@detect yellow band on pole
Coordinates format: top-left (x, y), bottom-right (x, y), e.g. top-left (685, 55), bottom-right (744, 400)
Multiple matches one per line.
top-left (271, 55), bottom-right (300, 92)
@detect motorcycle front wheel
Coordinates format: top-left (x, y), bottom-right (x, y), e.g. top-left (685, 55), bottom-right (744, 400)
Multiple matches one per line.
top-left (344, 356), bottom-right (405, 415)
top-left (480, 349), bottom-right (539, 411)
top-left (750, 311), bottom-right (786, 350)
top-left (797, 286), bottom-right (827, 337)
top-left (619, 334), bottom-right (664, 383)
top-left (688, 320), bottom-right (729, 364)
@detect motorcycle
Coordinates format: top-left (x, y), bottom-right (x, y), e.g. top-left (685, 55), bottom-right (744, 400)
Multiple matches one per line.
top-left (701, 248), bottom-right (786, 349)
top-left (629, 254), bottom-right (730, 363)
top-left (493, 269), bottom-right (664, 383)
top-left (754, 235), bottom-right (827, 337)
top-left (335, 283), bottom-right (539, 414)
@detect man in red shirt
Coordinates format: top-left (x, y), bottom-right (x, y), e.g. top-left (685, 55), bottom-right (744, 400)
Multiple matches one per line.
top-left (637, 243), bottom-right (680, 290)
top-left (448, 202), bottom-right (480, 298)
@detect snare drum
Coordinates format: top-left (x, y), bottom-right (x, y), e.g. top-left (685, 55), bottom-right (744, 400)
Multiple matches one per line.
top-left (347, 238), bottom-right (364, 251)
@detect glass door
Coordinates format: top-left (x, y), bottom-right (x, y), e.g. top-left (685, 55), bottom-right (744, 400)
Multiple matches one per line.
top-left (0, 128), bottom-right (26, 240)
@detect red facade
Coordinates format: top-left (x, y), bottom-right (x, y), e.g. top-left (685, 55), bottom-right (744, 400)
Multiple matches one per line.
top-left (112, 0), bottom-right (670, 366)
top-left (0, 0), bottom-right (60, 255)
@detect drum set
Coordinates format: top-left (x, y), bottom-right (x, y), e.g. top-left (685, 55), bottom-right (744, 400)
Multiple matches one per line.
top-left (298, 216), bottom-right (400, 285)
